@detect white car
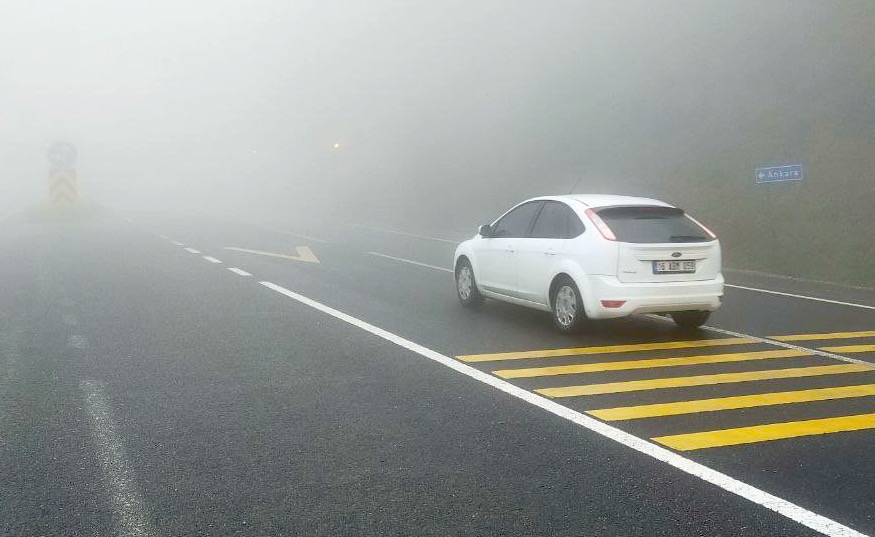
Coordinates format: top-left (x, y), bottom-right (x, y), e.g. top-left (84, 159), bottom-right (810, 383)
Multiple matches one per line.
top-left (453, 194), bottom-right (723, 332)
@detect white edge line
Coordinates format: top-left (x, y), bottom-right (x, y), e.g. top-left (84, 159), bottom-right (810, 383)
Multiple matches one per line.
top-left (228, 267), bottom-right (252, 276)
top-left (80, 380), bottom-right (154, 537)
top-left (258, 280), bottom-right (867, 537)
top-left (203, 256), bottom-right (222, 264)
top-left (184, 247), bottom-right (202, 254)
top-left (726, 284), bottom-right (875, 311)
top-left (366, 252), bottom-right (453, 273)
top-left (171, 241), bottom-right (184, 246)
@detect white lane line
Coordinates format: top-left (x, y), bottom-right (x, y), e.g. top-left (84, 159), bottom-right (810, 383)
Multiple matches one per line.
top-left (184, 247), bottom-right (202, 254)
top-left (724, 268), bottom-right (875, 292)
top-left (350, 252), bottom-right (873, 363)
top-left (228, 267), bottom-right (252, 277)
top-left (258, 280), bottom-right (866, 537)
top-left (366, 252), bottom-right (453, 273)
top-left (171, 241), bottom-right (184, 246)
top-left (203, 256), bottom-right (222, 264)
top-left (62, 313), bottom-right (79, 326)
top-left (355, 224), bottom-right (460, 244)
top-left (80, 380), bottom-right (154, 537)
top-left (726, 284), bottom-right (875, 311)
top-left (644, 315), bottom-right (875, 368)
top-left (157, 234), bottom-right (170, 240)
top-left (125, 217), bottom-right (134, 223)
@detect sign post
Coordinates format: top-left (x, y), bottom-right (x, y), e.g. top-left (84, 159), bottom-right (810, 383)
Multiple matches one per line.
top-left (47, 141), bottom-right (78, 207)
top-left (754, 163), bottom-right (804, 271)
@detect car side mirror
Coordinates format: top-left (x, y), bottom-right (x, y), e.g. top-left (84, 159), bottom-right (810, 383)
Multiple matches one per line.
top-left (478, 224), bottom-right (493, 238)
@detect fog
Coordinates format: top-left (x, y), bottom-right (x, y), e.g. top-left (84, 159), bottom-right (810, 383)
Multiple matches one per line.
top-left (1, 1), bottom-right (873, 283)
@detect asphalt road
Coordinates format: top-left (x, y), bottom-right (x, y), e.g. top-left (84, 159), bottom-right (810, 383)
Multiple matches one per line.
top-left (1, 209), bottom-right (873, 536)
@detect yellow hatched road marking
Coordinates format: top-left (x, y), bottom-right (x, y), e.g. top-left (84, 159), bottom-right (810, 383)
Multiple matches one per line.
top-left (588, 384), bottom-right (875, 421)
top-left (494, 349), bottom-right (809, 379)
top-left (535, 363), bottom-right (874, 398)
top-left (653, 413), bottom-right (875, 451)
top-left (458, 338), bottom-right (756, 362)
top-left (769, 330), bottom-right (875, 342)
top-left (819, 344), bottom-right (875, 354)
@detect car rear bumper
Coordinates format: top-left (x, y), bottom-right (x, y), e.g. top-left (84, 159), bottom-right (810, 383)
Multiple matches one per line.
top-left (584, 274), bottom-right (724, 319)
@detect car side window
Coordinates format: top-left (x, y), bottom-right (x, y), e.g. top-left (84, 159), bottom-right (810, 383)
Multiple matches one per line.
top-left (491, 201), bottom-right (543, 238)
top-left (530, 201), bottom-right (585, 239)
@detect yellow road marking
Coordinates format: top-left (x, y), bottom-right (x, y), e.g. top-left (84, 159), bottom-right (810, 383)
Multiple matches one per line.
top-left (535, 364), bottom-right (874, 398)
top-left (494, 349), bottom-right (808, 379)
top-left (769, 331), bottom-right (875, 342)
top-left (653, 413), bottom-right (875, 451)
top-left (458, 338), bottom-right (756, 362)
top-left (819, 344), bottom-right (875, 354)
top-left (588, 384), bottom-right (875, 421)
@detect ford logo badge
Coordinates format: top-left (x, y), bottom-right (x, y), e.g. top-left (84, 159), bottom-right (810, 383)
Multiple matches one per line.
top-left (671, 252), bottom-right (682, 258)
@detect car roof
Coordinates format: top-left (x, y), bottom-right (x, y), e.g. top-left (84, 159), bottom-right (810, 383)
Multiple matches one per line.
top-left (530, 194), bottom-right (674, 209)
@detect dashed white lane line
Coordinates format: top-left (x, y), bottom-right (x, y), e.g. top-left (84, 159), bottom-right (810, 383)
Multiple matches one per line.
top-left (184, 247), bottom-right (202, 254)
top-left (725, 284), bottom-right (875, 311)
top-left (80, 380), bottom-right (154, 537)
top-left (203, 256), bottom-right (222, 264)
top-left (258, 280), bottom-right (866, 537)
top-left (171, 241), bottom-right (184, 246)
top-left (228, 267), bottom-right (252, 277)
top-left (366, 252), bottom-right (453, 273)
top-left (62, 313), bottom-right (79, 326)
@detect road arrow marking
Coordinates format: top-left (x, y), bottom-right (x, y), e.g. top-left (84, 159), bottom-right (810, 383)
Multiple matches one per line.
top-left (223, 246), bottom-right (320, 264)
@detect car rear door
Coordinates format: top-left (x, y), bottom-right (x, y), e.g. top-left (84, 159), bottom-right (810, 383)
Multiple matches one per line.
top-left (473, 201), bottom-right (543, 296)
top-left (516, 201), bottom-right (586, 304)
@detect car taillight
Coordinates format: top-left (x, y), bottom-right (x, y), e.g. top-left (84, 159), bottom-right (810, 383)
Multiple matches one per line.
top-left (585, 208), bottom-right (617, 241)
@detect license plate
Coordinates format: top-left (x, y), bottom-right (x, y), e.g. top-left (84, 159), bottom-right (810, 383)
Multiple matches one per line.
top-left (652, 260), bottom-right (696, 274)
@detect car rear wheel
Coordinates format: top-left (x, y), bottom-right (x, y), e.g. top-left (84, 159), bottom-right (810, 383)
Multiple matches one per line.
top-left (455, 259), bottom-right (484, 307)
top-left (671, 310), bottom-right (710, 329)
top-left (552, 277), bottom-right (584, 333)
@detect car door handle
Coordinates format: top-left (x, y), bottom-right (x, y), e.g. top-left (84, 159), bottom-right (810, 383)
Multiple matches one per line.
top-left (545, 251), bottom-right (556, 256)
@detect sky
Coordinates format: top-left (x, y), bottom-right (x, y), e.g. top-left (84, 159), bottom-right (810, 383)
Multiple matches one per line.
top-left (1, 1), bottom-right (873, 229)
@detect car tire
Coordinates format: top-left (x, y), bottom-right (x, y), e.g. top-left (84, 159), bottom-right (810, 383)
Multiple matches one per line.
top-left (551, 277), bottom-right (584, 333)
top-left (671, 310), bottom-right (710, 330)
top-left (455, 258), bottom-right (484, 307)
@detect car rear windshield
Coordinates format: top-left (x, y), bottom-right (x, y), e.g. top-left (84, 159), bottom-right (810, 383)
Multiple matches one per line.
top-left (595, 206), bottom-right (714, 243)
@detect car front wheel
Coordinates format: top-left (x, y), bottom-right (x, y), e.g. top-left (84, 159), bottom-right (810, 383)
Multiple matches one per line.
top-left (455, 259), bottom-right (484, 307)
top-left (552, 277), bottom-right (584, 333)
top-left (671, 310), bottom-right (710, 329)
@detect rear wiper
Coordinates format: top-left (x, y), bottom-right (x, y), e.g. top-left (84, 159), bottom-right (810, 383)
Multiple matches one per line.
top-left (669, 235), bottom-right (708, 242)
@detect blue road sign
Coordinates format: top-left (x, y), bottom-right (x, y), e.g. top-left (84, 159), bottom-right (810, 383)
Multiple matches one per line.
top-left (755, 164), bottom-right (803, 184)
